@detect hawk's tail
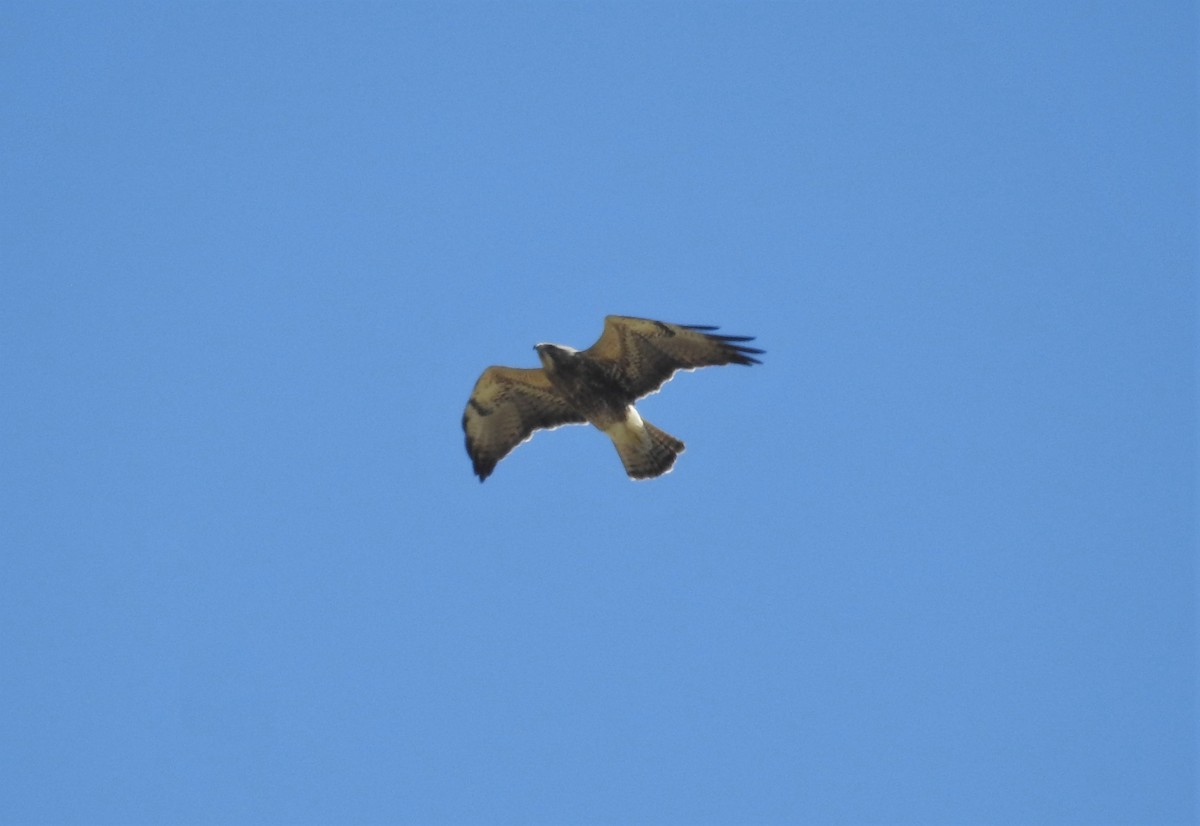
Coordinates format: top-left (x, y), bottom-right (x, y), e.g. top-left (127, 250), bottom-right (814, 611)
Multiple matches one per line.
top-left (612, 418), bottom-right (685, 480)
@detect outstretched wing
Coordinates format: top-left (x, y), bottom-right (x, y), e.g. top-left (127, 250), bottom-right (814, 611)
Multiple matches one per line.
top-left (581, 315), bottom-right (763, 399)
top-left (462, 366), bottom-right (586, 481)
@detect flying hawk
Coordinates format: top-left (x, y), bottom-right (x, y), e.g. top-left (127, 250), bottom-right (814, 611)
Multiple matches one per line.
top-left (462, 315), bottom-right (763, 481)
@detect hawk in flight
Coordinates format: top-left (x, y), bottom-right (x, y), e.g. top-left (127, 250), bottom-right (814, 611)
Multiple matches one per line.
top-left (462, 315), bottom-right (763, 481)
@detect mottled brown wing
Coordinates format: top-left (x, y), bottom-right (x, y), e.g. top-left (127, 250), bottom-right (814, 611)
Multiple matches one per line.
top-left (581, 315), bottom-right (763, 400)
top-left (462, 366), bottom-right (586, 481)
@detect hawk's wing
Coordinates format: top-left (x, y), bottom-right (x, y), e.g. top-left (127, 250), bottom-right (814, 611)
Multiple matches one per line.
top-left (582, 315), bottom-right (763, 399)
top-left (462, 366), bottom-right (586, 481)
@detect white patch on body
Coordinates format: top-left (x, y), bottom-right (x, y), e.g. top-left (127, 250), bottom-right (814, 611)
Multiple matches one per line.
top-left (603, 406), bottom-right (645, 446)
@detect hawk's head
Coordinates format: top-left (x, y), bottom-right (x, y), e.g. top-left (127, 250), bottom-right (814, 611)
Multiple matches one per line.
top-left (534, 343), bottom-right (578, 372)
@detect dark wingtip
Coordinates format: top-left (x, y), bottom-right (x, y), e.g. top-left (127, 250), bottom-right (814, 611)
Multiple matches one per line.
top-left (684, 325), bottom-right (763, 361)
top-left (737, 346), bottom-right (765, 360)
top-left (698, 327), bottom-right (765, 366)
top-left (473, 460), bottom-right (494, 482)
top-left (465, 434), bottom-right (495, 481)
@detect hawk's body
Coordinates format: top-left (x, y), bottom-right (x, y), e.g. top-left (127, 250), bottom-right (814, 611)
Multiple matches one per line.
top-left (463, 315), bottom-right (763, 481)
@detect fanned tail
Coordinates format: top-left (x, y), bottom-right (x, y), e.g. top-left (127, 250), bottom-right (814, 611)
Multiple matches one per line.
top-left (612, 419), bottom-right (685, 480)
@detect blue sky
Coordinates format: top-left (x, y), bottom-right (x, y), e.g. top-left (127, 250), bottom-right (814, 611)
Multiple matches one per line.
top-left (2, 2), bottom-right (1195, 824)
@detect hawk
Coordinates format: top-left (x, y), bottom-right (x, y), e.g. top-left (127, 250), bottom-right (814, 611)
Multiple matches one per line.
top-left (462, 315), bottom-right (763, 481)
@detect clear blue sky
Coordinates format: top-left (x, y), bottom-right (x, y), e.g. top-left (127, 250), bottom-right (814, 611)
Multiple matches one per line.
top-left (2, 3), bottom-right (1195, 824)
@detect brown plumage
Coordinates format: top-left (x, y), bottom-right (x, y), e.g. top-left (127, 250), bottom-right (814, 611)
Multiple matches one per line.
top-left (462, 315), bottom-right (763, 481)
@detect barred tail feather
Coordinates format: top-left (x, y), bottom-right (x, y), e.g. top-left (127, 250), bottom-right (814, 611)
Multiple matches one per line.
top-left (612, 419), bottom-right (685, 480)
